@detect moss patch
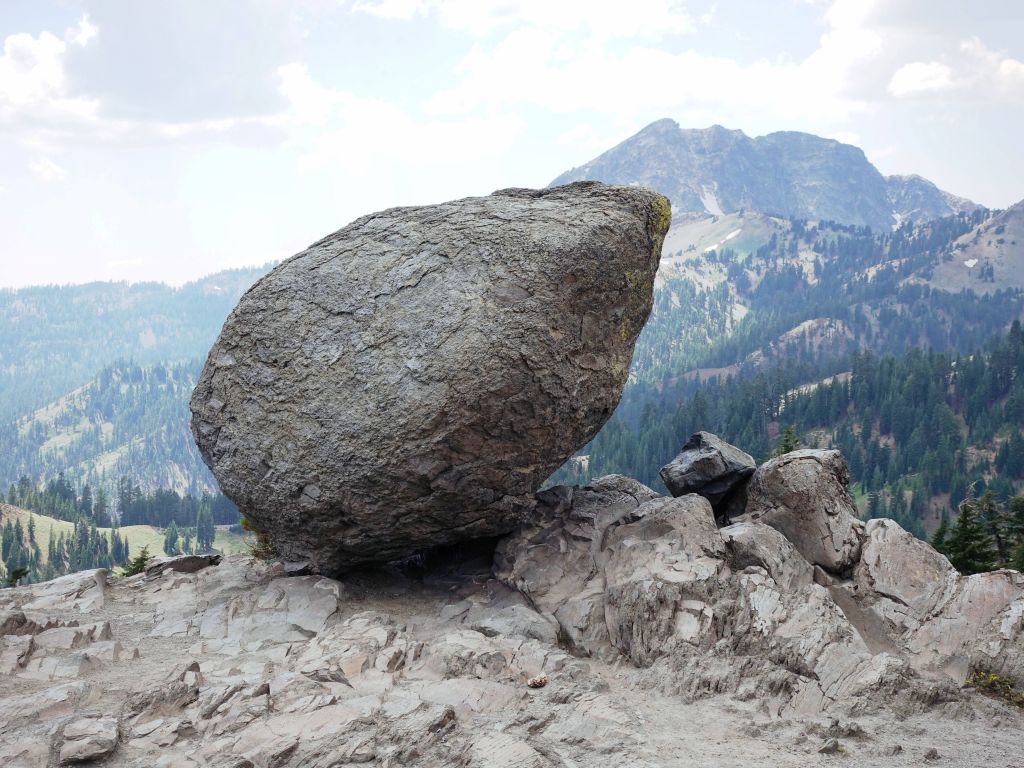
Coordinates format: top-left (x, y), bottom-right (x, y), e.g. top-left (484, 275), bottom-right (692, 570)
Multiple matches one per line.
top-left (968, 671), bottom-right (1024, 708)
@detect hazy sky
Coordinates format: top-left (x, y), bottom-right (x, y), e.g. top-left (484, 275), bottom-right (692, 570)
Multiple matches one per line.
top-left (2, 0), bottom-right (1023, 288)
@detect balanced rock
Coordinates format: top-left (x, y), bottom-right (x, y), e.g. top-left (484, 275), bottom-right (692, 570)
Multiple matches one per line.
top-left (658, 431), bottom-right (755, 512)
top-left (191, 182), bottom-right (670, 572)
top-left (735, 449), bottom-right (863, 574)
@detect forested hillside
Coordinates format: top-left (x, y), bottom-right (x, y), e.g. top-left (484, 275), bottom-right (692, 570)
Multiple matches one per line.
top-left (1, 476), bottom-right (243, 585)
top-left (0, 265), bottom-right (270, 419)
top-left (629, 209), bottom-right (1021, 402)
top-left (0, 360), bottom-right (215, 498)
top-left (554, 324), bottom-right (1024, 538)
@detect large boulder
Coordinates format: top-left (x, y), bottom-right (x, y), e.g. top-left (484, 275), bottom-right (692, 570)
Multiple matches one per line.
top-left (191, 182), bottom-right (670, 573)
top-left (658, 431), bottom-right (756, 514)
top-left (735, 449), bottom-right (864, 574)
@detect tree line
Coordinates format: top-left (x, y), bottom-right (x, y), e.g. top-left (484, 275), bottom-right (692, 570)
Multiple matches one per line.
top-left (6, 474), bottom-right (239, 529)
top-left (931, 491), bottom-right (1024, 574)
top-left (2, 474), bottom-right (239, 585)
top-left (553, 322), bottom-right (1024, 546)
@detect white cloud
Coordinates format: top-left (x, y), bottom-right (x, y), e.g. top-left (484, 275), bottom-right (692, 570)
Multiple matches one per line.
top-left (0, 30), bottom-right (70, 106)
top-left (888, 61), bottom-right (956, 97)
top-left (352, 0), bottom-right (428, 20)
top-left (425, 11), bottom-right (877, 124)
top-left (886, 39), bottom-right (1024, 100)
top-left (0, 19), bottom-right (100, 137)
top-left (276, 62), bottom-right (523, 176)
top-left (959, 37), bottom-right (1024, 94)
top-left (29, 156), bottom-right (67, 182)
top-left (70, 15), bottom-right (98, 47)
top-left (352, 0), bottom-right (693, 38)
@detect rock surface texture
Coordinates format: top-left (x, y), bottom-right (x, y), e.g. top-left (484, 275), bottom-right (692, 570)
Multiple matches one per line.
top-left (191, 182), bottom-right (670, 573)
top-left (2, 500), bottom-right (1023, 767)
top-left (735, 449), bottom-right (864, 574)
top-left (495, 475), bottom-right (1024, 715)
top-left (658, 431), bottom-right (755, 513)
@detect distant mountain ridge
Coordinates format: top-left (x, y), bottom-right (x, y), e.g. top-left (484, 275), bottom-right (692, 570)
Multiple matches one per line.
top-left (0, 264), bottom-right (273, 419)
top-left (550, 119), bottom-right (980, 231)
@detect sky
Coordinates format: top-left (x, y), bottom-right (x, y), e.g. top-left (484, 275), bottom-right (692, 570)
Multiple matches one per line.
top-left (1, 0), bottom-right (1023, 288)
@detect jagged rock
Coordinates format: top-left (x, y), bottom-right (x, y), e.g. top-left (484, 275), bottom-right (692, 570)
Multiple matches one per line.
top-left (493, 474), bottom-right (661, 651)
top-left (736, 450), bottom-right (864, 574)
top-left (59, 716), bottom-right (119, 763)
top-left (191, 182), bottom-right (670, 573)
top-left (826, 518), bottom-right (1024, 685)
top-left (603, 494), bottom-right (727, 664)
top-left (0, 540), bottom-right (1022, 767)
top-left (496, 476), bottom-right (883, 711)
top-left (722, 521), bottom-right (814, 592)
top-left (493, 474), bottom-right (1024, 718)
top-left (852, 518), bottom-right (959, 635)
top-left (658, 431), bottom-right (756, 513)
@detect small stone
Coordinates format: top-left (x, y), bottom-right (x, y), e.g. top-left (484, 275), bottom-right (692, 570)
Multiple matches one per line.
top-left (818, 738), bottom-right (843, 755)
top-left (59, 716), bottom-right (119, 764)
top-left (924, 747), bottom-right (941, 761)
top-left (527, 674), bottom-right (549, 689)
top-left (658, 431), bottom-right (756, 511)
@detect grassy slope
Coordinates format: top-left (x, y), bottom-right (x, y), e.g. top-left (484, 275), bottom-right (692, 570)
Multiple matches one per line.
top-left (927, 204), bottom-right (1024, 293)
top-left (0, 503), bottom-right (249, 562)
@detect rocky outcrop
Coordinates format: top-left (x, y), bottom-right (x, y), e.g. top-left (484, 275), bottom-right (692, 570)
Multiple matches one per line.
top-left (191, 182), bottom-right (670, 574)
top-left (2, 506), bottom-right (1023, 766)
top-left (846, 518), bottom-right (1024, 684)
top-left (495, 473), bottom-right (1024, 717)
top-left (735, 449), bottom-right (864, 574)
top-left (658, 431), bottom-right (755, 517)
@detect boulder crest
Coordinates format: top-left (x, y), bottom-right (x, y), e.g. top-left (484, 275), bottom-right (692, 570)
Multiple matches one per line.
top-left (734, 449), bottom-right (864, 574)
top-left (658, 431), bottom-right (755, 516)
top-left (191, 182), bottom-right (670, 573)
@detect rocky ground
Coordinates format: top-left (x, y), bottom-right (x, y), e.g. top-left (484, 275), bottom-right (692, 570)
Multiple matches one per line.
top-left (0, 549), bottom-right (1022, 768)
top-left (2, 465), bottom-right (1024, 767)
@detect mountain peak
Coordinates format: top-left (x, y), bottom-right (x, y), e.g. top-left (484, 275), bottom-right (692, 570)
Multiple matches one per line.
top-left (550, 122), bottom-right (978, 229)
top-left (638, 117), bottom-right (681, 133)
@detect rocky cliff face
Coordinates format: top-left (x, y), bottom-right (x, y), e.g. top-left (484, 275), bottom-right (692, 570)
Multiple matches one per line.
top-left (885, 174), bottom-right (982, 226)
top-left (191, 182), bottom-right (669, 574)
top-left (2, 439), bottom-right (1022, 767)
top-left (551, 119), bottom-right (978, 231)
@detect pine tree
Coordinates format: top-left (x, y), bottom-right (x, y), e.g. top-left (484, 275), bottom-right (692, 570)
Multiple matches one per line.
top-left (976, 490), bottom-right (1010, 566)
top-left (773, 426), bottom-right (801, 457)
top-left (118, 545), bottom-right (153, 577)
top-left (946, 499), bottom-right (996, 575)
top-left (930, 514), bottom-right (950, 554)
top-left (196, 507), bottom-right (215, 552)
top-left (163, 521), bottom-right (180, 556)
